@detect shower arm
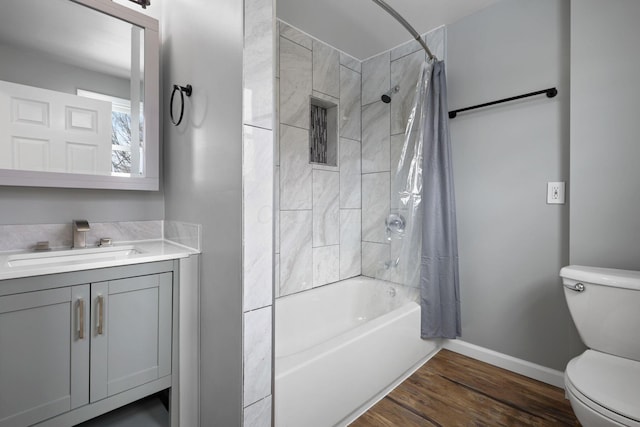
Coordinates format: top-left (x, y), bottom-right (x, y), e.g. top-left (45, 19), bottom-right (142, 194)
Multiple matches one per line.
top-left (370, 0), bottom-right (436, 61)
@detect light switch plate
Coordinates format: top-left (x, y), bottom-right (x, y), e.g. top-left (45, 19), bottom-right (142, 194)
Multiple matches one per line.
top-left (547, 182), bottom-right (565, 204)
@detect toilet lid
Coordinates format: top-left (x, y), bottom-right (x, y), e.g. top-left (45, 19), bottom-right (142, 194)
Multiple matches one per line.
top-left (566, 350), bottom-right (640, 422)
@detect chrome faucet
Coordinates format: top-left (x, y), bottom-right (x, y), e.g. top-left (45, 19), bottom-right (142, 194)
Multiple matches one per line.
top-left (72, 220), bottom-right (91, 249)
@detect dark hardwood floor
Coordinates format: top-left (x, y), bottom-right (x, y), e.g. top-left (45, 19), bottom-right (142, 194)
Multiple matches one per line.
top-left (351, 349), bottom-right (580, 426)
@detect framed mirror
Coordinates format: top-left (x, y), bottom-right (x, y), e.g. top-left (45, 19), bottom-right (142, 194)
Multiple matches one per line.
top-left (0, 0), bottom-right (159, 190)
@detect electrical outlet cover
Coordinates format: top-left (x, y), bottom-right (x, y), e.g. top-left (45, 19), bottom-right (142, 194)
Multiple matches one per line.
top-left (547, 182), bottom-right (565, 204)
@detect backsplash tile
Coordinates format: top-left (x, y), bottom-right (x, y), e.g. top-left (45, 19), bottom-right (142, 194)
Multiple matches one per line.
top-left (163, 221), bottom-right (202, 251)
top-left (89, 221), bottom-right (162, 244)
top-left (0, 223), bottom-right (71, 252)
top-left (0, 221), bottom-right (163, 252)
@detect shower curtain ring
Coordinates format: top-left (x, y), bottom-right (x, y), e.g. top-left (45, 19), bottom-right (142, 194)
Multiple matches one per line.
top-left (170, 84), bottom-right (192, 126)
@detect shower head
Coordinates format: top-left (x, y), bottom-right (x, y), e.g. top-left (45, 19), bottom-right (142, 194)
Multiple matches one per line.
top-left (381, 85), bottom-right (400, 103)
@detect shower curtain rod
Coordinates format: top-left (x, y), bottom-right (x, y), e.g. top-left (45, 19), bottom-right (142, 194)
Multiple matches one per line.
top-left (371, 0), bottom-right (435, 60)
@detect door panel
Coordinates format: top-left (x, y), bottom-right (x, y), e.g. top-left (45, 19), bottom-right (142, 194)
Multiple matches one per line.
top-left (107, 285), bottom-right (159, 396)
top-left (0, 285), bottom-right (89, 427)
top-left (0, 80), bottom-right (112, 174)
top-left (90, 273), bottom-right (172, 402)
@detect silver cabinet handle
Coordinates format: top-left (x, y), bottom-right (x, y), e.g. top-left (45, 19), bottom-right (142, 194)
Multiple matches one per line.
top-left (96, 295), bottom-right (104, 335)
top-left (563, 282), bottom-right (585, 292)
top-left (77, 298), bottom-right (85, 340)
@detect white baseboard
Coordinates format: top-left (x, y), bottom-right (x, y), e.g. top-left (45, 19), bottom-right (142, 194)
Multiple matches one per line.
top-left (442, 339), bottom-right (566, 389)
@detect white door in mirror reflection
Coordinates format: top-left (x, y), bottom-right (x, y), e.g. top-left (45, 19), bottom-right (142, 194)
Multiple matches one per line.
top-left (0, 80), bottom-right (112, 175)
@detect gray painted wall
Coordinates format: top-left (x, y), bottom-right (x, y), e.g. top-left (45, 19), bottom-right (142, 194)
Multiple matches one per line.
top-left (0, 186), bottom-right (163, 225)
top-left (447, 0), bottom-right (583, 371)
top-left (0, 43), bottom-right (130, 99)
top-left (570, 0), bottom-right (640, 270)
top-left (161, 0), bottom-right (244, 425)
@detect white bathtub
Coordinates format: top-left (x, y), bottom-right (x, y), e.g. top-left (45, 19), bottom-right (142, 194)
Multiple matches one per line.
top-left (275, 276), bottom-right (440, 427)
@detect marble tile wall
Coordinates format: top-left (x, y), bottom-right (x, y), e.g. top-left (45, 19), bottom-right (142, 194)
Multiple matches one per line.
top-left (276, 20), bottom-right (362, 299)
top-left (243, 125), bottom-right (274, 312)
top-left (312, 170), bottom-right (339, 247)
top-left (243, 0), bottom-right (275, 425)
top-left (361, 26), bottom-right (446, 284)
top-left (244, 396), bottom-right (272, 427)
top-left (280, 124), bottom-right (312, 210)
top-left (243, 306), bottom-right (273, 407)
top-left (312, 40), bottom-right (340, 98)
top-left (279, 210), bottom-right (312, 295)
top-left (243, 0), bottom-right (274, 129)
top-left (280, 37), bottom-right (312, 130)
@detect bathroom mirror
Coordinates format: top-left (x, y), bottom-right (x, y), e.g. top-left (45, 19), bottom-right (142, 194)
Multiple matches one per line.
top-left (0, 0), bottom-right (159, 190)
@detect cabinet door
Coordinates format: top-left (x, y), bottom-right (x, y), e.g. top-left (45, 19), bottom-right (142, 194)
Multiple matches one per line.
top-left (0, 285), bottom-right (89, 427)
top-left (90, 273), bottom-right (172, 402)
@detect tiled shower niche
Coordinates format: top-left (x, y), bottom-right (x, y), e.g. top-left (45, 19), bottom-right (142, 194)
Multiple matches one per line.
top-left (309, 97), bottom-right (338, 166)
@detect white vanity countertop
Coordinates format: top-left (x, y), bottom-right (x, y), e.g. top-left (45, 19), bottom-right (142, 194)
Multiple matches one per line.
top-left (0, 240), bottom-right (199, 281)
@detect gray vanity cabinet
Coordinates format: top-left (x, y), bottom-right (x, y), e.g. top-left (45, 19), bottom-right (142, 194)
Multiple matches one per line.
top-left (0, 262), bottom-right (176, 427)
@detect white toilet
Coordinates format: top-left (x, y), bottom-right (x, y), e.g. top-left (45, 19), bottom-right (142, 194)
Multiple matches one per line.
top-left (561, 265), bottom-right (640, 427)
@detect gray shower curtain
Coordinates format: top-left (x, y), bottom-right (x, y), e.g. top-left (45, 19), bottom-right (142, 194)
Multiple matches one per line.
top-left (420, 60), bottom-right (461, 339)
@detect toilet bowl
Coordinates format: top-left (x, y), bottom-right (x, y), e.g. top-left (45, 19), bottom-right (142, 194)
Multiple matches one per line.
top-left (565, 350), bottom-right (640, 426)
top-left (560, 266), bottom-right (640, 427)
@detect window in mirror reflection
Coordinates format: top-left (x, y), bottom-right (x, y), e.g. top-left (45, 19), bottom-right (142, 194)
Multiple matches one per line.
top-left (77, 90), bottom-right (145, 176)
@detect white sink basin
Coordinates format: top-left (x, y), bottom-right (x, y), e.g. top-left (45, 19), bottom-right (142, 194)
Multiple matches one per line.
top-left (7, 245), bottom-right (141, 267)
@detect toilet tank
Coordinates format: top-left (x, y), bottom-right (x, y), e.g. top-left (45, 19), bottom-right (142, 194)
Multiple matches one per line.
top-left (560, 265), bottom-right (640, 362)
